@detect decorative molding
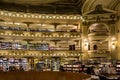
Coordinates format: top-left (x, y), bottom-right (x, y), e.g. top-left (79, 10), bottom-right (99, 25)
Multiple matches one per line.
top-left (12, 31), bottom-right (23, 34)
top-left (82, 5), bottom-right (118, 25)
top-left (0, 50), bottom-right (82, 57)
top-left (83, 5), bottom-right (117, 15)
top-left (0, 29), bottom-right (81, 38)
top-left (0, 10), bottom-right (81, 20)
top-left (88, 50), bottom-right (110, 58)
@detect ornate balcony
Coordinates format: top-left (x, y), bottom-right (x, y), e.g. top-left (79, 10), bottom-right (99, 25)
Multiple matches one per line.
top-left (88, 50), bottom-right (110, 58)
top-left (0, 29), bottom-right (81, 38)
top-left (0, 49), bottom-right (82, 57)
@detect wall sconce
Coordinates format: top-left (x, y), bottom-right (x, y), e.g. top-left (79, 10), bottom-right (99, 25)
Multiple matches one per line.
top-left (84, 39), bottom-right (88, 50)
top-left (111, 37), bottom-right (117, 49)
top-left (112, 43), bottom-right (116, 49)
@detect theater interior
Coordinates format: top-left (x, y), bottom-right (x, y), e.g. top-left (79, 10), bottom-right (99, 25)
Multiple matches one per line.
top-left (0, 0), bottom-right (120, 80)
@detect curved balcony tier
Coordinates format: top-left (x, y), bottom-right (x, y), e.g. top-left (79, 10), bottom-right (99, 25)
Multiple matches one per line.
top-left (88, 32), bottom-right (110, 36)
top-left (0, 49), bottom-right (82, 57)
top-left (0, 10), bottom-right (81, 22)
top-left (88, 50), bottom-right (110, 58)
top-left (88, 35), bottom-right (110, 41)
top-left (0, 29), bottom-right (81, 38)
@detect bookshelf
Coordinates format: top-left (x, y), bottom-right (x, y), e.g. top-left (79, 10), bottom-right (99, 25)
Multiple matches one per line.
top-left (63, 64), bottom-right (83, 72)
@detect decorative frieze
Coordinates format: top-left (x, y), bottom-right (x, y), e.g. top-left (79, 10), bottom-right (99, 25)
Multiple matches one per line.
top-left (0, 10), bottom-right (81, 20)
top-left (0, 29), bottom-right (81, 38)
top-left (0, 50), bottom-right (82, 57)
top-left (82, 5), bottom-right (117, 25)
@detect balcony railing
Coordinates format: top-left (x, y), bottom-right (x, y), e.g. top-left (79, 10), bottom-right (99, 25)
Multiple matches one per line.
top-left (0, 26), bottom-right (82, 33)
top-left (88, 32), bottom-right (110, 36)
top-left (88, 50), bottom-right (110, 54)
top-left (0, 49), bottom-right (82, 57)
top-left (0, 29), bottom-right (81, 38)
top-left (0, 47), bottom-right (82, 51)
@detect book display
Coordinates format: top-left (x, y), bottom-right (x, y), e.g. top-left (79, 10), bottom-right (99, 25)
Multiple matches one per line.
top-left (0, 58), bottom-right (28, 71)
top-left (116, 61), bottom-right (120, 74)
top-left (0, 42), bottom-right (49, 50)
top-left (36, 61), bottom-right (45, 71)
top-left (63, 61), bottom-right (84, 72)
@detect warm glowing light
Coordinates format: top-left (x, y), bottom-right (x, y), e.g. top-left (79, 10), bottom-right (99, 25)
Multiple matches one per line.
top-left (111, 37), bottom-right (117, 49)
top-left (84, 39), bottom-right (88, 50)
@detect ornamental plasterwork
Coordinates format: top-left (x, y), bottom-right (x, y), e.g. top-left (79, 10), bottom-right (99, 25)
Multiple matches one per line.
top-left (0, 50), bottom-right (82, 57)
top-left (83, 5), bottom-right (117, 23)
top-left (0, 10), bottom-right (81, 20)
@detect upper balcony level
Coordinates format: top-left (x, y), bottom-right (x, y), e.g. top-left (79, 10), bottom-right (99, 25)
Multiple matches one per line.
top-left (0, 49), bottom-right (82, 57)
top-left (0, 10), bottom-right (83, 57)
top-left (0, 10), bottom-right (82, 40)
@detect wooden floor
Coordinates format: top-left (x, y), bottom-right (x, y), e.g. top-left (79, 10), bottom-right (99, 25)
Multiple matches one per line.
top-left (0, 71), bottom-right (91, 80)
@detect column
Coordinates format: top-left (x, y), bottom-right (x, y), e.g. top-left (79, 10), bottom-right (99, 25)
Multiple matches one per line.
top-left (28, 57), bottom-right (35, 71)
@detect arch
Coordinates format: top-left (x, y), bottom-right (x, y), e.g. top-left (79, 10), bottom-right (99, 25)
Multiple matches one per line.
top-left (62, 16), bottom-right (67, 19)
top-left (56, 16), bottom-right (60, 19)
top-left (41, 15), bottom-right (46, 19)
top-left (19, 13), bottom-right (24, 17)
top-left (12, 12), bottom-right (17, 17)
top-left (88, 23), bottom-right (110, 32)
top-left (69, 16), bottom-right (74, 19)
top-left (88, 45), bottom-right (90, 50)
top-left (4, 12), bottom-right (8, 16)
top-left (88, 23), bottom-right (111, 42)
top-left (93, 45), bottom-right (97, 50)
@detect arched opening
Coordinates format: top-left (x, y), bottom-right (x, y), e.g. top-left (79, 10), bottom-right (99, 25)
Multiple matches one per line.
top-left (93, 45), bottom-right (97, 50)
top-left (88, 23), bottom-right (110, 42)
top-left (88, 45), bottom-right (90, 50)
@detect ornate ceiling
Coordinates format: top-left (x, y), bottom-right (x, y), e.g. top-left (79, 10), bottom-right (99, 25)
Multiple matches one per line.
top-left (82, 0), bottom-right (120, 15)
top-left (0, 0), bottom-right (119, 15)
top-left (0, 0), bottom-right (61, 5)
top-left (0, 0), bottom-right (84, 14)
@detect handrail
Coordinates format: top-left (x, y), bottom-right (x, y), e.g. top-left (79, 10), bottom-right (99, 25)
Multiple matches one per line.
top-left (0, 27), bottom-right (82, 33)
top-left (0, 47), bottom-right (82, 51)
